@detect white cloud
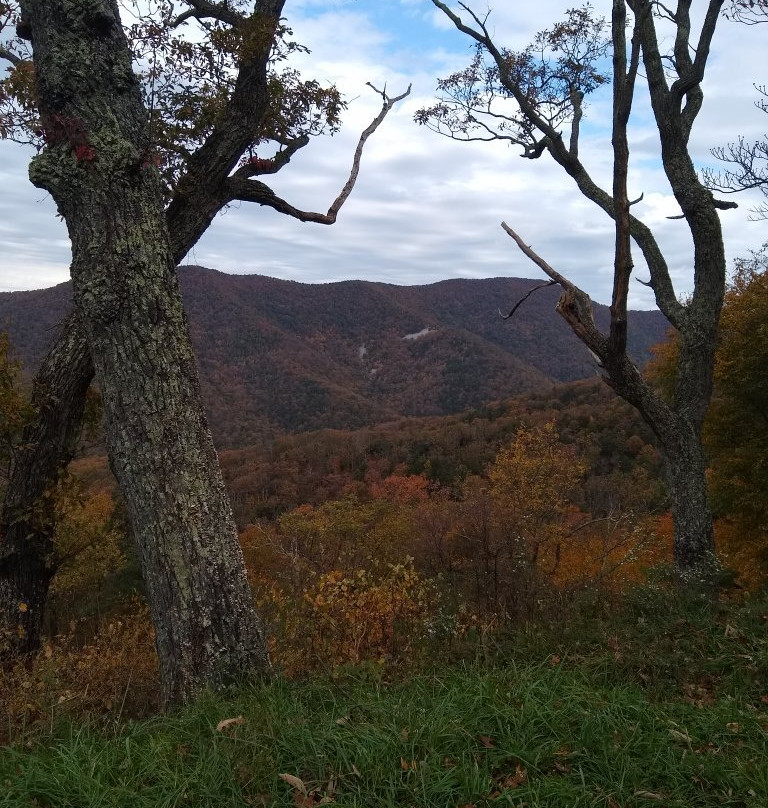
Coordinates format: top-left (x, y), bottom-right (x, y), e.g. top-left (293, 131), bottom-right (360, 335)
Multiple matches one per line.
top-left (1, 0), bottom-right (766, 317)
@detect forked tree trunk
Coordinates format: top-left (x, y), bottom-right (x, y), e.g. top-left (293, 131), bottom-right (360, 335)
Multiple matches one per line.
top-left (16, 0), bottom-right (268, 704)
top-left (0, 314), bottom-right (92, 652)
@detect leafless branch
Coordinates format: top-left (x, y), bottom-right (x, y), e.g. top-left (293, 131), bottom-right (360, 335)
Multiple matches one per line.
top-left (499, 280), bottom-right (556, 319)
top-left (230, 134), bottom-right (310, 179)
top-left (0, 45), bottom-right (22, 66)
top-left (500, 221), bottom-right (611, 363)
top-left (226, 83), bottom-right (411, 224)
top-left (171, 0), bottom-right (245, 28)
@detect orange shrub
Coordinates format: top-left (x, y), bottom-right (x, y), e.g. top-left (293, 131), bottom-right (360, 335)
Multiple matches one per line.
top-left (0, 604), bottom-right (159, 743)
top-left (255, 559), bottom-right (438, 673)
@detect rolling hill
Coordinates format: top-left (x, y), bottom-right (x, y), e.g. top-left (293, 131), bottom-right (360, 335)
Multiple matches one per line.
top-left (0, 266), bottom-right (668, 447)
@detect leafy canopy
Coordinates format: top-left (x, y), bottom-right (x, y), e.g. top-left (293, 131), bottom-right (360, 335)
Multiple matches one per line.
top-left (0, 0), bottom-right (345, 193)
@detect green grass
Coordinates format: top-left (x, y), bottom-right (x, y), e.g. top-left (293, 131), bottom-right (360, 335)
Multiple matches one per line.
top-left (2, 589), bottom-right (768, 808)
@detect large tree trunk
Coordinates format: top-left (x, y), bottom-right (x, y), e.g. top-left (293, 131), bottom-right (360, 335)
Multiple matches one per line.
top-left (0, 314), bottom-right (92, 651)
top-left (663, 424), bottom-right (715, 574)
top-left (16, 0), bottom-right (268, 704)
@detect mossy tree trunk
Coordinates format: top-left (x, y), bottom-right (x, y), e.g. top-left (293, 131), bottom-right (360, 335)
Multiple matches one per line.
top-left (13, 0), bottom-right (268, 704)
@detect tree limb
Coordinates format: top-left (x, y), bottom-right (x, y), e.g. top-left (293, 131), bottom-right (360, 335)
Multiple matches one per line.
top-left (171, 0), bottom-right (245, 28)
top-left (225, 83), bottom-right (412, 223)
top-left (230, 134), bottom-right (310, 178)
top-left (499, 280), bottom-right (556, 319)
top-left (0, 45), bottom-right (23, 66)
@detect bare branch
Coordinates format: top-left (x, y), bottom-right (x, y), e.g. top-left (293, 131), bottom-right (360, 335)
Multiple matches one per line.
top-left (500, 222), bottom-right (573, 289)
top-left (499, 280), bottom-right (557, 319)
top-left (674, 2), bottom-right (723, 135)
top-left (705, 126), bottom-right (768, 218)
top-left (500, 221), bottom-right (611, 363)
top-left (609, 0), bottom-right (636, 358)
top-left (170, 0), bottom-right (245, 28)
top-left (0, 45), bottom-right (23, 66)
top-left (324, 83), bottom-right (411, 221)
top-left (225, 84), bottom-right (412, 224)
top-left (230, 134), bottom-right (309, 179)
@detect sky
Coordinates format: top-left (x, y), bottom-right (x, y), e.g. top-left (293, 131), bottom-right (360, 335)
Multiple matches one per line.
top-left (0, 0), bottom-right (765, 309)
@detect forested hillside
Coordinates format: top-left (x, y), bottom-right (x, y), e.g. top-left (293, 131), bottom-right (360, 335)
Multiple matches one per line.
top-left (0, 266), bottom-right (667, 445)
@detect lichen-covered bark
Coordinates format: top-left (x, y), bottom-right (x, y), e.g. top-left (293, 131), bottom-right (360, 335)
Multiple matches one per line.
top-left (0, 313), bottom-right (92, 651)
top-left (16, 0), bottom-right (268, 703)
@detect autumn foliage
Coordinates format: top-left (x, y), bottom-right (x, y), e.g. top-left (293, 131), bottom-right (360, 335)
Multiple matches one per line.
top-left (3, 305), bottom-right (765, 731)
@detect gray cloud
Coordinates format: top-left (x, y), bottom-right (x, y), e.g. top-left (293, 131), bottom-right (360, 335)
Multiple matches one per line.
top-left (1, 0), bottom-right (766, 316)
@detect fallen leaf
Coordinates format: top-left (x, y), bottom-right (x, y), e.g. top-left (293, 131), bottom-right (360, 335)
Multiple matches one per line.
top-left (477, 734), bottom-right (495, 748)
top-left (216, 716), bottom-right (246, 732)
top-left (497, 764), bottom-right (527, 789)
top-left (726, 722), bottom-right (742, 733)
top-left (668, 728), bottom-right (692, 744)
top-left (279, 773), bottom-right (307, 794)
top-left (633, 790), bottom-right (665, 800)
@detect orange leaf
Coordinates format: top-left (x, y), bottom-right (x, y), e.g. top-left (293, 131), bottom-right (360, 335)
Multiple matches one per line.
top-left (497, 764), bottom-right (527, 789)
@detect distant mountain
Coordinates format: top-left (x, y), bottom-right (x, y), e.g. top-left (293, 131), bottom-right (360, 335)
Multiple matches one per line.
top-left (0, 266), bottom-right (668, 447)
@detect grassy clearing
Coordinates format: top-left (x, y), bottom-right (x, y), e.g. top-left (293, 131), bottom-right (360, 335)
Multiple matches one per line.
top-left (2, 589), bottom-right (768, 808)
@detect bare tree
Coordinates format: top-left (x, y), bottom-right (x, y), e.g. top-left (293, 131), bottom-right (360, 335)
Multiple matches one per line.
top-left (704, 3), bottom-right (767, 218)
top-left (420, 0), bottom-right (741, 582)
top-left (0, 0), bottom-right (407, 704)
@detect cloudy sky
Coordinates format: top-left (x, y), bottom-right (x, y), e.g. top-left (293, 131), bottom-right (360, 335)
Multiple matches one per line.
top-left (0, 0), bottom-right (765, 309)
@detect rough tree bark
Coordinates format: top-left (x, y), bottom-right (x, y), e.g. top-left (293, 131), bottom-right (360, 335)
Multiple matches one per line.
top-left (427, 0), bottom-right (733, 581)
top-left (0, 0), bottom-right (407, 695)
top-left (13, 0), bottom-right (270, 704)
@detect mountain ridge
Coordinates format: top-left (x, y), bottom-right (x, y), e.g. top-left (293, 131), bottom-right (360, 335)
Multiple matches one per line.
top-left (0, 265), bottom-right (669, 447)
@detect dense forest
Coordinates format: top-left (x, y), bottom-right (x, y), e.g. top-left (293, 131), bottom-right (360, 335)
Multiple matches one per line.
top-left (0, 268), bottom-right (668, 444)
top-left (3, 254), bottom-right (767, 700)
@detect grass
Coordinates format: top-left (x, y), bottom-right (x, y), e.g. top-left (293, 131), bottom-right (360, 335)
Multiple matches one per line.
top-left (2, 587), bottom-right (768, 808)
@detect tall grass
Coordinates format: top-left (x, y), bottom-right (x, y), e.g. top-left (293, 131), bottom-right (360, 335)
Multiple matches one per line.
top-left (2, 587), bottom-right (767, 808)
